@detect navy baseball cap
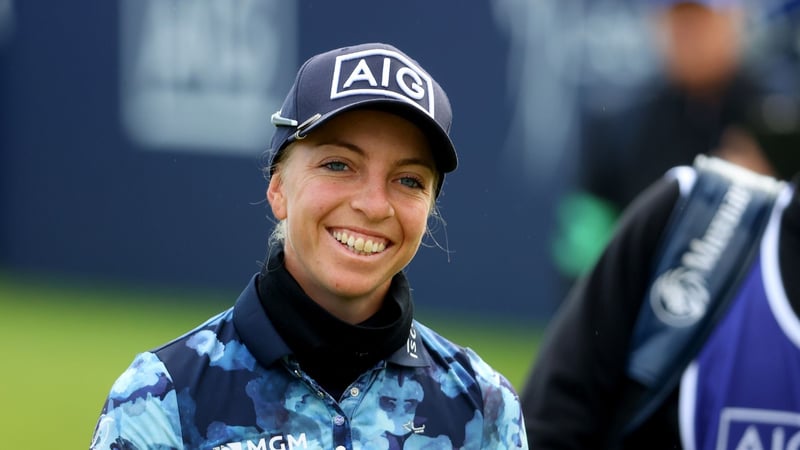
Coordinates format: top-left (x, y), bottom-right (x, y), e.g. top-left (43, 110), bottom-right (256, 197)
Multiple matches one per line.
top-left (268, 43), bottom-right (458, 187)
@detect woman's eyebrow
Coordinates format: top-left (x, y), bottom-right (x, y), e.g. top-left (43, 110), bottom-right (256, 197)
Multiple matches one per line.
top-left (318, 139), bottom-right (364, 156)
top-left (318, 139), bottom-right (434, 170)
top-left (395, 157), bottom-right (435, 170)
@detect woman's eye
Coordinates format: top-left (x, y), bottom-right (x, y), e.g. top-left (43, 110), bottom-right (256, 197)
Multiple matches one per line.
top-left (399, 176), bottom-right (424, 189)
top-left (324, 161), bottom-right (348, 172)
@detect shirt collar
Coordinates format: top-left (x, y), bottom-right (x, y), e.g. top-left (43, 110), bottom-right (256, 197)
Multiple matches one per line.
top-left (386, 322), bottom-right (432, 368)
top-left (232, 274), bottom-right (432, 369)
top-left (232, 274), bottom-right (291, 367)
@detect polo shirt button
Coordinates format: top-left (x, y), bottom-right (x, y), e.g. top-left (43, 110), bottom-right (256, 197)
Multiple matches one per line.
top-left (349, 387), bottom-right (360, 397)
top-left (335, 446), bottom-right (346, 450)
top-left (334, 415), bottom-right (345, 426)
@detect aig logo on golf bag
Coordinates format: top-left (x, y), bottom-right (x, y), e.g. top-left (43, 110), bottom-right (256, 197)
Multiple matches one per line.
top-left (330, 49), bottom-right (436, 118)
top-left (716, 408), bottom-right (800, 450)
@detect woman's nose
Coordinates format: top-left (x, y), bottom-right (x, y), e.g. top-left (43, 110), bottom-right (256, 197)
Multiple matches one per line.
top-left (350, 178), bottom-right (395, 220)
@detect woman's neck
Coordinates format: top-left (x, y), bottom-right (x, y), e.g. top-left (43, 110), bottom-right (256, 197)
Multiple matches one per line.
top-left (256, 250), bottom-right (414, 398)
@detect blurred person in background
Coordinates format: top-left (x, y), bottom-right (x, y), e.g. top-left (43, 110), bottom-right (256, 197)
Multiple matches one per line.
top-left (552, 0), bottom-right (774, 284)
top-left (521, 150), bottom-right (800, 448)
top-left (89, 42), bottom-right (527, 450)
top-left (520, 1), bottom-right (800, 448)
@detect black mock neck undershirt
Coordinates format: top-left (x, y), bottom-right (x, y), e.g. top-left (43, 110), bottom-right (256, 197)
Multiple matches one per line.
top-left (256, 250), bottom-right (414, 400)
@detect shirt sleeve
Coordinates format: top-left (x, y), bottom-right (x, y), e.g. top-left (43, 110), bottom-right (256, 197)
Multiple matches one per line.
top-left (462, 347), bottom-right (529, 449)
top-left (520, 176), bottom-right (681, 449)
top-left (90, 352), bottom-right (183, 450)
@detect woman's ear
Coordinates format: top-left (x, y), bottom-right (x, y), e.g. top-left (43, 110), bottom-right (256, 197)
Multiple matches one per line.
top-left (267, 172), bottom-right (287, 220)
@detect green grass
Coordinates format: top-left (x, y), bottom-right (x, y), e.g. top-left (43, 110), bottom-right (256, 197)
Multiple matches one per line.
top-left (0, 271), bottom-right (541, 448)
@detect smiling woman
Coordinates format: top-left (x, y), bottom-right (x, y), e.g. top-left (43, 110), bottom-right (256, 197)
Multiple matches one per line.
top-left (89, 42), bottom-right (528, 450)
top-left (267, 110), bottom-right (436, 323)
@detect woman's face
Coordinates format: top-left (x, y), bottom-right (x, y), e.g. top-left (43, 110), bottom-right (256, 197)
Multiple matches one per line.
top-left (267, 109), bottom-right (437, 322)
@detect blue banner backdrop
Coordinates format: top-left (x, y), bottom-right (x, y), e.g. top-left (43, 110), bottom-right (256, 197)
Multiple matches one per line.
top-left (1, 0), bottom-right (692, 319)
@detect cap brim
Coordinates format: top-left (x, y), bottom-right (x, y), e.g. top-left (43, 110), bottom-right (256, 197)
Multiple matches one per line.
top-left (294, 98), bottom-right (458, 174)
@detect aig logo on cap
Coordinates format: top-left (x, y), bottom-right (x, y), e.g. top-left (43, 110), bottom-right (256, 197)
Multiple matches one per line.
top-left (330, 49), bottom-right (436, 118)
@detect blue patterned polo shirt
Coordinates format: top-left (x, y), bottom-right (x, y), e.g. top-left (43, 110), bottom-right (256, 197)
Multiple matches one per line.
top-left (90, 275), bottom-right (528, 449)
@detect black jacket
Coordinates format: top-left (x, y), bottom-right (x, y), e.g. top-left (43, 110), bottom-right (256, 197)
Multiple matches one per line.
top-left (578, 74), bottom-right (760, 213)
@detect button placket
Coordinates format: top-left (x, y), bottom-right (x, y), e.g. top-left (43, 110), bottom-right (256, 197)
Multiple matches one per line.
top-left (332, 412), bottom-right (351, 450)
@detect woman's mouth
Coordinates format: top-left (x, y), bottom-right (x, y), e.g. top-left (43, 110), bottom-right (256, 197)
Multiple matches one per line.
top-left (332, 230), bottom-right (388, 255)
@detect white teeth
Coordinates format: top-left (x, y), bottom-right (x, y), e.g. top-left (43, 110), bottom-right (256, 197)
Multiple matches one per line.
top-left (333, 231), bottom-right (386, 254)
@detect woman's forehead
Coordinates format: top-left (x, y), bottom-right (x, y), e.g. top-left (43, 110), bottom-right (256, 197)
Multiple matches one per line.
top-left (301, 110), bottom-right (435, 162)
